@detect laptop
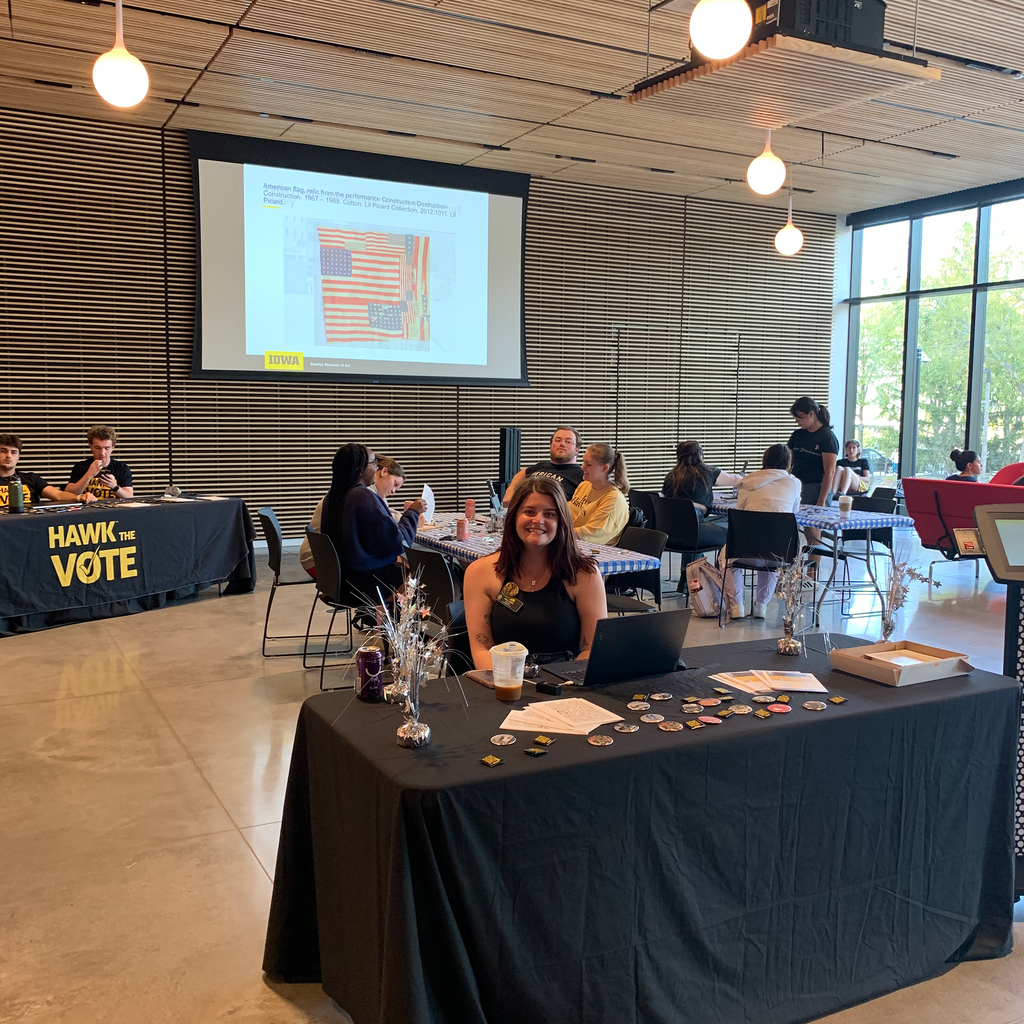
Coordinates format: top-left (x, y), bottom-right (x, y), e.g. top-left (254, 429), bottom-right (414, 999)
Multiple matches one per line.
top-left (543, 608), bottom-right (691, 687)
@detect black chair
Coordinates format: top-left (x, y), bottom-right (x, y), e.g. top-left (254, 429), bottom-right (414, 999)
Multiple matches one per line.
top-left (302, 528), bottom-right (365, 691)
top-left (257, 506), bottom-right (318, 658)
top-left (650, 495), bottom-right (725, 584)
top-left (604, 526), bottom-right (668, 614)
top-left (629, 489), bottom-right (657, 532)
top-left (718, 510), bottom-right (799, 626)
top-left (444, 600), bottom-right (474, 673)
top-left (406, 547), bottom-right (459, 626)
top-left (871, 487), bottom-right (897, 502)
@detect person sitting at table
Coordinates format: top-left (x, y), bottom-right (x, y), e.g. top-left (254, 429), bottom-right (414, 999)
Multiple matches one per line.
top-left (833, 439), bottom-right (871, 497)
top-left (946, 449), bottom-right (982, 481)
top-left (724, 444), bottom-right (801, 619)
top-left (300, 454), bottom-right (409, 578)
top-left (787, 396), bottom-right (840, 555)
top-left (0, 433), bottom-right (95, 507)
top-left (308, 445), bottom-right (425, 607)
top-left (661, 440), bottom-right (743, 547)
top-left (64, 424), bottom-right (134, 500)
top-left (568, 442), bottom-right (630, 546)
top-left (464, 476), bottom-right (607, 669)
top-left (503, 426), bottom-right (583, 505)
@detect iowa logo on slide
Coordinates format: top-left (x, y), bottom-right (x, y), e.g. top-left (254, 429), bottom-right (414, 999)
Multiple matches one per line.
top-left (264, 351), bottom-right (304, 371)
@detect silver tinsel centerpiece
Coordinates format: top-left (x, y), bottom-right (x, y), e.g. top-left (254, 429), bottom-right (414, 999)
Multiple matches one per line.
top-left (881, 555), bottom-right (934, 642)
top-left (774, 559), bottom-right (809, 656)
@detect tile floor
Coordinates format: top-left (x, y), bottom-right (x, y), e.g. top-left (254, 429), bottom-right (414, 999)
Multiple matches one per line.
top-left (1, 527), bottom-right (1019, 1024)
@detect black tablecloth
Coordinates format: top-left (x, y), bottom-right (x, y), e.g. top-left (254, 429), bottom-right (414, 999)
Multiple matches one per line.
top-left (264, 636), bottom-right (1020, 1024)
top-left (0, 498), bottom-right (256, 633)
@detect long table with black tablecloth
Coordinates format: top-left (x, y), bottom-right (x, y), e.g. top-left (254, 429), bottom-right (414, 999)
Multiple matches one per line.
top-left (263, 636), bottom-right (1019, 1024)
top-left (0, 497), bottom-right (257, 634)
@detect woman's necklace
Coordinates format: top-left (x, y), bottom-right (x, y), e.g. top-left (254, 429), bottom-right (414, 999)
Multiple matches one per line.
top-left (519, 565), bottom-right (550, 592)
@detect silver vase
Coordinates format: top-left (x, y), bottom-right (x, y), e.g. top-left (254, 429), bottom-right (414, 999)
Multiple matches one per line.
top-left (777, 617), bottom-right (802, 656)
top-left (396, 720), bottom-right (431, 747)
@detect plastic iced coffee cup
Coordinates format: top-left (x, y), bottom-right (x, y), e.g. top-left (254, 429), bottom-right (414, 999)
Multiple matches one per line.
top-left (490, 641), bottom-right (527, 701)
top-left (838, 495), bottom-right (853, 518)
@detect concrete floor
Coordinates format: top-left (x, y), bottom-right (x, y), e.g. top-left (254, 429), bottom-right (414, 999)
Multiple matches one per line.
top-left (1, 527), bottom-right (1019, 1024)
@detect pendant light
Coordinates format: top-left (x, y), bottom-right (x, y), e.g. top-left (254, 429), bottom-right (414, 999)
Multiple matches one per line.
top-left (775, 190), bottom-right (804, 256)
top-left (689, 0), bottom-right (753, 61)
top-left (746, 130), bottom-right (786, 196)
top-left (92, 0), bottom-right (149, 109)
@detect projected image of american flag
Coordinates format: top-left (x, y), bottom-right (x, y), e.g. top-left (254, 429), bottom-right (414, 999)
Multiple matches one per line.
top-left (317, 228), bottom-right (430, 346)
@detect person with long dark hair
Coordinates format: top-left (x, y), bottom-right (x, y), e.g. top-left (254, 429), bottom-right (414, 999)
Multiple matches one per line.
top-left (947, 449), bottom-right (982, 481)
top-left (662, 440), bottom-right (743, 548)
top-left (305, 444), bottom-right (425, 602)
top-left (464, 476), bottom-right (607, 670)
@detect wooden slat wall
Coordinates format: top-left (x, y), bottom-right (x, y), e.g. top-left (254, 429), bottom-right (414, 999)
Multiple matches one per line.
top-left (0, 107), bottom-right (835, 537)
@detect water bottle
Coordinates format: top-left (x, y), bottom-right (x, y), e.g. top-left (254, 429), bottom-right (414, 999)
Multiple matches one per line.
top-left (8, 474), bottom-right (24, 513)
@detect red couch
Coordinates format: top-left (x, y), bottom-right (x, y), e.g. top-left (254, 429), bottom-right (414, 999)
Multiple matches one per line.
top-left (902, 477), bottom-right (1024, 562)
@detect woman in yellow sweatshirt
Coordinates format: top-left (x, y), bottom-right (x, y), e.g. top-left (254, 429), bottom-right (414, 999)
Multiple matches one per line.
top-left (568, 442), bottom-right (630, 546)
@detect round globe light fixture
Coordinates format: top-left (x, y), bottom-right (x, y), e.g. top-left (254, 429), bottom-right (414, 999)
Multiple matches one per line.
top-left (746, 130), bottom-right (786, 196)
top-left (775, 194), bottom-right (804, 256)
top-left (689, 0), bottom-right (753, 61)
top-left (92, 0), bottom-right (149, 108)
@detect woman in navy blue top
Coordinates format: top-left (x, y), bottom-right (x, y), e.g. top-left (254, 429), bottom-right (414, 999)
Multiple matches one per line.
top-left (319, 444), bottom-right (425, 602)
top-left (946, 449), bottom-right (982, 481)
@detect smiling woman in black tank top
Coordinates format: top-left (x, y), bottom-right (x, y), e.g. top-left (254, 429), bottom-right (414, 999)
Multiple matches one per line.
top-left (463, 476), bottom-right (608, 670)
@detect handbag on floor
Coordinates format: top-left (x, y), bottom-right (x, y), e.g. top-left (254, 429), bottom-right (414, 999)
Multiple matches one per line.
top-left (685, 556), bottom-right (723, 618)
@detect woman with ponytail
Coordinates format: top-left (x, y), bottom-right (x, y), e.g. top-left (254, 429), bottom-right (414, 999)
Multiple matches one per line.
top-left (568, 442), bottom-right (630, 545)
top-left (788, 396), bottom-right (840, 549)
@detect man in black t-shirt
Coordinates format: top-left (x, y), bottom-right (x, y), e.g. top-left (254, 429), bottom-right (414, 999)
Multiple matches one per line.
top-left (503, 426), bottom-right (584, 505)
top-left (0, 432), bottom-right (93, 507)
top-left (65, 425), bottom-right (134, 500)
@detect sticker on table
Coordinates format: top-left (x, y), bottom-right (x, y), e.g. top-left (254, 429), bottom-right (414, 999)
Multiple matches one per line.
top-left (658, 720), bottom-right (684, 732)
top-left (685, 720), bottom-right (706, 730)
top-left (650, 693), bottom-right (674, 701)
top-left (639, 713), bottom-right (664, 724)
top-left (767, 704), bottom-right (791, 714)
top-left (613, 722), bottom-right (640, 733)
top-left (803, 701), bottom-right (827, 711)
top-left (730, 705), bottom-right (753, 715)
top-left (490, 734), bottom-right (516, 746)
top-left (480, 755), bottom-right (503, 767)
top-left (698, 698), bottom-right (721, 707)
top-left (627, 701), bottom-right (651, 712)
top-left (588, 735), bottom-right (614, 746)
top-left (681, 703), bottom-right (703, 714)
top-left (697, 716), bottom-right (723, 725)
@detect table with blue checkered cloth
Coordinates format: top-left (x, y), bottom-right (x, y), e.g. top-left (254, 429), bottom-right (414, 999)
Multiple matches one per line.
top-left (709, 499), bottom-right (914, 531)
top-left (413, 512), bottom-right (660, 576)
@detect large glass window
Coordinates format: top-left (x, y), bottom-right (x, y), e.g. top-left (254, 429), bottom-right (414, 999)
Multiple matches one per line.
top-left (854, 299), bottom-right (904, 475)
top-left (920, 209), bottom-right (976, 290)
top-left (848, 188), bottom-right (1024, 481)
top-left (980, 285), bottom-right (1024, 477)
top-left (913, 293), bottom-right (972, 477)
top-left (859, 221), bottom-right (909, 296)
top-left (988, 199), bottom-right (1024, 283)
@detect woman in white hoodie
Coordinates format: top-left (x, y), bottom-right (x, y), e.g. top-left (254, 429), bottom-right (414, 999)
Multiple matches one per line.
top-left (724, 444), bottom-right (801, 618)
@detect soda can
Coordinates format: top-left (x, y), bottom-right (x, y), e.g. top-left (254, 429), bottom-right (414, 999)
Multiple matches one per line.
top-left (456, 517), bottom-right (469, 541)
top-left (464, 498), bottom-right (476, 520)
top-left (356, 645), bottom-right (384, 702)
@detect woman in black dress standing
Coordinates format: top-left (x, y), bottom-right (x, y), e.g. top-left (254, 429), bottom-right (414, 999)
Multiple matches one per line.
top-left (787, 396), bottom-right (840, 549)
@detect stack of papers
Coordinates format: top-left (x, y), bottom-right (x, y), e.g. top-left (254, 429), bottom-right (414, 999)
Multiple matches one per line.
top-left (709, 670), bottom-right (827, 694)
top-left (499, 698), bottom-right (623, 735)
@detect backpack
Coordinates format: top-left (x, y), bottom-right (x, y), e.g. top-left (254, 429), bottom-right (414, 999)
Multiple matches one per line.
top-left (684, 556), bottom-right (723, 617)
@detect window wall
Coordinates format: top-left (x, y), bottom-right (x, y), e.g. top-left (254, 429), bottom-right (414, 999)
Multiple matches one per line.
top-left (847, 192), bottom-right (1024, 481)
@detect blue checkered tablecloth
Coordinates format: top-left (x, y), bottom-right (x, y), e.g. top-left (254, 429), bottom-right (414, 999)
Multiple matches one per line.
top-left (413, 512), bottom-right (660, 576)
top-left (709, 499), bottom-right (914, 532)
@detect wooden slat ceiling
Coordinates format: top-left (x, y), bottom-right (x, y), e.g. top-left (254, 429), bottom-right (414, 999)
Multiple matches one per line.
top-left (3, 0), bottom-right (1023, 216)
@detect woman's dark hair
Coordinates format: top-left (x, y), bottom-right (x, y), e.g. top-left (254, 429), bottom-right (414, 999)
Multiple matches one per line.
top-left (321, 443), bottom-right (370, 539)
top-left (668, 439), bottom-right (713, 497)
top-left (950, 449), bottom-right (979, 473)
top-left (762, 444), bottom-right (792, 471)
top-left (790, 396), bottom-right (831, 429)
top-left (496, 476), bottom-right (595, 586)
